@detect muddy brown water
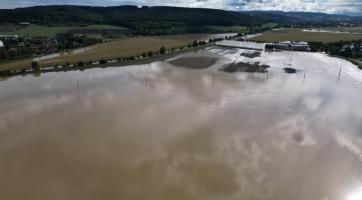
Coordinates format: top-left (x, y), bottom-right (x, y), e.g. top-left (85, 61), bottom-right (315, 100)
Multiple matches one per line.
top-left (1, 48), bottom-right (362, 200)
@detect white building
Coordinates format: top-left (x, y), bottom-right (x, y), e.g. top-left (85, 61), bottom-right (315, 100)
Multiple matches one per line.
top-left (216, 40), bottom-right (265, 51)
top-left (0, 40), bottom-right (4, 48)
top-left (273, 41), bottom-right (310, 51)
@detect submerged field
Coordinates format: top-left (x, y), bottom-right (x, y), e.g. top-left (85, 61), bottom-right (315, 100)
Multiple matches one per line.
top-left (253, 28), bottom-right (362, 43)
top-left (0, 47), bottom-right (362, 200)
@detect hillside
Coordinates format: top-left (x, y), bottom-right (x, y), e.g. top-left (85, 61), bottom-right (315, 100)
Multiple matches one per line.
top-left (241, 11), bottom-right (362, 26)
top-left (1, 6), bottom-right (361, 35)
top-left (0, 5), bottom-right (266, 35)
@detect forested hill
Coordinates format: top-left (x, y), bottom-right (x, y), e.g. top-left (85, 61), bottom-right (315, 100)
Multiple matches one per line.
top-left (1, 5), bottom-right (360, 35)
top-left (241, 11), bottom-right (362, 25)
top-left (0, 5), bottom-right (265, 26)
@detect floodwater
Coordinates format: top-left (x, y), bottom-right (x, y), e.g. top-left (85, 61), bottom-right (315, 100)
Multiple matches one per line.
top-left (1, 46), bottom-right (362, 200)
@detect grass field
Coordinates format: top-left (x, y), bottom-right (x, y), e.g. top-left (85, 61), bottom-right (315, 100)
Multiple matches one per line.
top-left (207, 26), bottom-right (248, 33)
top-left (0, 34), bottom-right (211, 71)
top-left (0, 24), bottom-right (124, 37)
top-left (0, 24), bottom-right (23, 33)
top-left (253, 29), bottom-right (362, 43)
top-left (324, 27), bottom-right (362, 34)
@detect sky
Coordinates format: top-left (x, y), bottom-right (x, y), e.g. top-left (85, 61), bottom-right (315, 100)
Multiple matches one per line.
top-left (1, 0), bottom-right (361, 15)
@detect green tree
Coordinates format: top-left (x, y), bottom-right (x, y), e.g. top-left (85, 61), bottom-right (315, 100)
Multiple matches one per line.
top-left (147, 51), bottom-right (154, 57)
top-left (160, 46), bottom-right (166, 54)
top-left (78, 61), bottom-right (84, 67)
top-left (31, 61), bottom-right (40, 71)
top-left (99, 59), bottom-right (107, 64)
top-left (193, 41), bottom-right (198, 47)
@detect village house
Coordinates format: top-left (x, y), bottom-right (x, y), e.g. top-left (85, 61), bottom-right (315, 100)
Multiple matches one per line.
top-left (0, 40), bottom-right (4, 48)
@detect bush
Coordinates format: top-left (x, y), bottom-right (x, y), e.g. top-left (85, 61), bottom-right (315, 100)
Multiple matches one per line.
top-left (78, 61), bottom-right (84, 67)
top-left (99, 59), bottom-right (107, 64)
top-left (192, 41), bottom-right (198, 47)
top-left (31, 61), bottom-right (40, 71)
top-left (199, 41), bottom-right (207, 45)
top-left (160, 46), bottom-right (166, 54)
top-left (147, 51), bottom-right (154, 57)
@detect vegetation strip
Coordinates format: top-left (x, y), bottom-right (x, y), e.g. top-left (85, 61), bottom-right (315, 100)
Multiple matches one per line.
top-left (0, 41), bottom-right (217, 78)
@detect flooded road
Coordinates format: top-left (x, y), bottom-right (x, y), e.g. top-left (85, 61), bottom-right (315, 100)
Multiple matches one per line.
top-left (1, 47), bottom-right (362, 200)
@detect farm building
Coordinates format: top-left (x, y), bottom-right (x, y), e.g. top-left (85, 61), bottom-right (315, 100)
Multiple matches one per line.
top-left (19, 22), bottom-right (30, 25)
top-left (271, 41), bottom-right (310, 51)
top-left (216, 40), bottom-right (265, 51)
top-left (0, 40), bottom-right (4, 48)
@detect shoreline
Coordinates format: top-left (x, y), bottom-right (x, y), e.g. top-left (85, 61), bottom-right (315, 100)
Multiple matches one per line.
top-left (0, 44), bottom-right (212, 79)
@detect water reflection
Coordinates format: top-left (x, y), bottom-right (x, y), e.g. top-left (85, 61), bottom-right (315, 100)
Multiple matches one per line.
top-left (0, 49), bottom-right (362, 200)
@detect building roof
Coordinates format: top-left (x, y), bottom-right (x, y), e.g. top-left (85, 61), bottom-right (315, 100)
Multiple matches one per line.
top-left (277, 41), bottom-right (309, 46)
top-left (293, 41), bottom-right (309, 45)
top-left (216, 40), bottom-right (265, 50)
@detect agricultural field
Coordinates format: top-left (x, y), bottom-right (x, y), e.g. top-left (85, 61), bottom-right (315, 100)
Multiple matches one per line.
top-left (253, 28), bottom-right (362, 43)
top-left (207, 26), bottom-right (248, 33)
top-left (0, 24), bottom-right (23, 33)
top-left (0, 34), bottom-right (211, 70)
top-left (0, 24), bottom-right (125, 37)
top-left (261, 22), bottom-right (279, 29)
top-left (324, 26), bottom-right (362, 34)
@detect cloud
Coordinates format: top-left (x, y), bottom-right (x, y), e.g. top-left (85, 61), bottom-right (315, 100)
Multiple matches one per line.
top-left (1, 0), bottom-right (361, 15)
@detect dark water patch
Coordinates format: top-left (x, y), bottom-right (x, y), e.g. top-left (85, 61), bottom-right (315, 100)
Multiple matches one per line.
top-left (221, 62), bottom-right (269, 73)
top-left (283, 68), bottom-right (297, 74)
top-left (169, 57), bottom-right (218, 69)
top-left (240, 51), bottom-right (261, 58)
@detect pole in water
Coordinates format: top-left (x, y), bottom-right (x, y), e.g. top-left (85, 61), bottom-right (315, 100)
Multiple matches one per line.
top-left (212, 71), bottom-right (215, 88)
top-left (145, 75), bottom-right (149, 91)
top-left (337, 66), bottom-right (342, 84)
top-left (302, 67), bottom-right (307, 85)
top-left (76, 79), bottom-right (80, 96)
top-left (338, 66), bottom-right (342, 78)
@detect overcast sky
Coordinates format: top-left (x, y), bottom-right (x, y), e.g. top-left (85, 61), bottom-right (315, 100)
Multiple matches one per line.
top-left (1, 0), bottom-right (361, 15)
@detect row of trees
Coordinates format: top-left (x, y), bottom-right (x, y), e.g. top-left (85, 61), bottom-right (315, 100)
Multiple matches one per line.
top-left (309, 40), bottom-right (362, 59)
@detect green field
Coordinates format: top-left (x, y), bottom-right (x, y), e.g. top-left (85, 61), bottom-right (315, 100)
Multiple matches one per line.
top-left (0, 24), bottom-right (124, 37)
top-left (0, 34), bottom-right (211, 71)
top-left (253, 29), bottom-right (362, 43)
top-left (207, 26), bottom-right (248, 33)
top-left (261, 22), bottom-right (279, 29)
top-left (324, 27), bottom-right (362, 34)
top-left (0, 24), bottom-right (23, 33)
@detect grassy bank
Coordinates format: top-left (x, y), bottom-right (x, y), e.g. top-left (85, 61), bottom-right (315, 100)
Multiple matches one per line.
top-left (253, 29), bottom-right (362, 43)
